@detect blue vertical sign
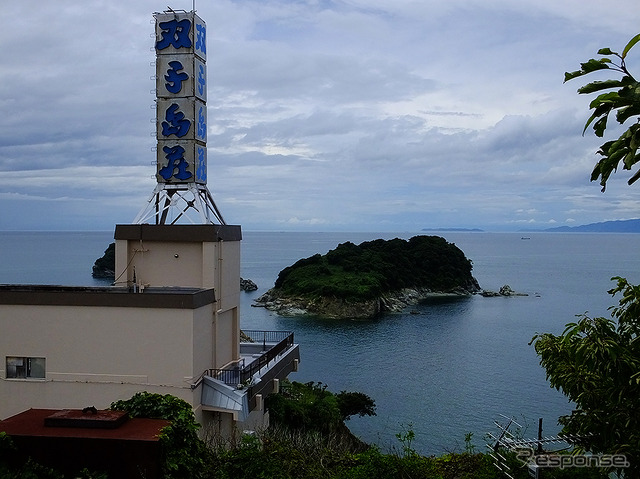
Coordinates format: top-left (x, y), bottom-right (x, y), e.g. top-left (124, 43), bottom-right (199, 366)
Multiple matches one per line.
top-left (154, 11), bottom-right (207, 184)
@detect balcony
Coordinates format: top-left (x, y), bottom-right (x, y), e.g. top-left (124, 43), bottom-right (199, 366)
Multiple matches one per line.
top-left (200, 330), bottom-right (300, 421)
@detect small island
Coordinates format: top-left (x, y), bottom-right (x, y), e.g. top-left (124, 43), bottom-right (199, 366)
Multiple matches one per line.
top-left (254, 235), bottom-right (481, 319)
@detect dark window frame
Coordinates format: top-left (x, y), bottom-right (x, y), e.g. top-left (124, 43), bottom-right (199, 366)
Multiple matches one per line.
top-left (5, 356), bottom-right (46, 379)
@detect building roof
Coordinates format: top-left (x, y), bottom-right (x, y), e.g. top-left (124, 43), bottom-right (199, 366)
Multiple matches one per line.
top-left (0, 409), bottom-right (168, 441)
top-left (0, 284), bottom-right (215, 309)
top-left (115, 223), bottom-right (242, 242)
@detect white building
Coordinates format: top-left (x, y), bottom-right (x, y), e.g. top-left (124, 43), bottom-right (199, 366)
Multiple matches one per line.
top-left (0, 9), bottom-right (300, 439)
top-left (0, 224), bottom-right (300, 438)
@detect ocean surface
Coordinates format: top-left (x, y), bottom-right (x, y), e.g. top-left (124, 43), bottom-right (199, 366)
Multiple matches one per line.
top-left (1, 230), bottom-right (639, 454)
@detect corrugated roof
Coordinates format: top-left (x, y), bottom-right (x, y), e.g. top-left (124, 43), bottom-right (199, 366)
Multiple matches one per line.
top-left (201, 376), bottom-right (249, 421)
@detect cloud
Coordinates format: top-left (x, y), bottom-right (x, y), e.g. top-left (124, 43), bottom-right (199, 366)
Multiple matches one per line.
top-left (1, 0), bottom-right (639, 230)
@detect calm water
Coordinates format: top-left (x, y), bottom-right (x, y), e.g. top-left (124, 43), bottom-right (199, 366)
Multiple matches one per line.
top-left (1, 230), bottom-right (639, 454)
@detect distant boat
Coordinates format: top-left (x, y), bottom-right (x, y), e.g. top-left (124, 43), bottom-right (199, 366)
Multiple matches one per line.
top-left (521, 237), bottom-right (531, 240)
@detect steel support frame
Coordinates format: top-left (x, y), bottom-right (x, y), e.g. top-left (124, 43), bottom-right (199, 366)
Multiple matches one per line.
top-left (133, 183), bottom-right (226, 225)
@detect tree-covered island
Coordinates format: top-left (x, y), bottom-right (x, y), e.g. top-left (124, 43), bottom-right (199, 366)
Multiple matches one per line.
top-left (254, 235), bottom-right (481, 319)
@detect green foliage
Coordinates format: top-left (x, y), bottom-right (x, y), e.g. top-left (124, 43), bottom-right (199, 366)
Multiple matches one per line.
top-left (395, 423), bottom-right (418, 458)
top-left (0, 433), bottom-right (14, 459)
top-left (91, 242), bottom-right (115, 278)
top-left (211, 427), bottom-right (362, 479)
top-left (110, 392), bottom-right (210, 479)
top-left (531, 276), bottom-right (640, 476)
top-left (337, 446), bottom-right (437, 479)
top-left (210, 433), bottom-right (284, 479)
top-left (0, 432), bottom-right (108, 479)
top-left (274, 236), bottom-right (475, 301)
top-left (463, 432), bottom-right (476, 454)
top-left (2, 409), bottom-right (605, 479)
top-left (266, 380), bottom-right (371, 434)
top-left (210, 429), bottom-right (604, 479)
top-left (335, 391), bottom-right (377, 421)
top-left (111, 391), bottom-right (196, 422)
top-left (209, 426), bottom-right (534, 479)
top-left (564, 33), bottom-right (640, 191)
top-left (0, 458), bottom-right (64, 479)
top-left (0, 457), bottom-right (108, 479)
top-left (72, 470), bottom-right (108, 479)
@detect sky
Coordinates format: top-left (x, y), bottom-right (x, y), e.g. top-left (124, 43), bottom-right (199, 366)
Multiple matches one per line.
top-left (1, 1), bottom-right (640, 232)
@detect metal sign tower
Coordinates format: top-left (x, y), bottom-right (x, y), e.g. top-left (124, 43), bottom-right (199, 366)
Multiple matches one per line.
top-left (133, 8), bottom-right (225, 225)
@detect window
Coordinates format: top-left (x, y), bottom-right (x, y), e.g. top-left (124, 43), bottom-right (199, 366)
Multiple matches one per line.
top-left (5, 357), bottom-right (45, 379)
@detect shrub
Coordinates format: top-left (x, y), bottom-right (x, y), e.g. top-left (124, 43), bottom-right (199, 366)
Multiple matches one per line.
top-left (266, 381), bottom-right (344, 434)
top-left (110, 392), bottom-right (210, 479)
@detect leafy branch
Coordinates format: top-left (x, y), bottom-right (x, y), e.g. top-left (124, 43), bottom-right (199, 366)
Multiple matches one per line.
top-left (564, 33), bottom-right (640, 190)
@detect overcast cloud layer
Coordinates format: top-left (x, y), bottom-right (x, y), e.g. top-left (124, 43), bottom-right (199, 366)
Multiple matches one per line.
top-left (1, 0), bottom-right (639, 231)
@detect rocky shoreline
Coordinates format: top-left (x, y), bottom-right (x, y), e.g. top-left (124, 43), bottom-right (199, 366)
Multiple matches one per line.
top-left (253, 283), bottom-right (527, 320)
top-left (253, 284), bottom-right (482, 320)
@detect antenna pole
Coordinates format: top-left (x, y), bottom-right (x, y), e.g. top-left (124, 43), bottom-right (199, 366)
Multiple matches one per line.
top-left (537, 418), bottom-right (543, 454)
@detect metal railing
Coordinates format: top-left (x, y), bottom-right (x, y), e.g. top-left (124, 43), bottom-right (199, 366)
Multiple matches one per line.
top-left (206, 331), bottom-right (294, 387)
top-left (241, 330), bottom-right (293, 345)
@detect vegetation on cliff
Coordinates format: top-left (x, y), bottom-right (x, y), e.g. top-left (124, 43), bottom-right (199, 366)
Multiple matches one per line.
top-left (274, 236), bottom-right (477, 301)
top-left (91, 242), bottom-right (115, 279)
top-left (0, 388), bottom-right (607, 479)
top-left (266, 380), bottom-right (376, 440)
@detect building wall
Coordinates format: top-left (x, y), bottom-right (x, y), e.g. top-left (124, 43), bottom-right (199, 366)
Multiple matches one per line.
top-left (115, 239), bottom-right (239, 304)
top-left (124, 241), bottom-right (204, 289)
top-left (212, 308), bottom-right (239, 368)
top-left (114, 225), bottom-right (241, 291)
top-left (0, 300), bottom-right (212, 420)
top-left (204, 239), bottom-right (241, 313)
top-left (113, 224), bottom-right (242, 370)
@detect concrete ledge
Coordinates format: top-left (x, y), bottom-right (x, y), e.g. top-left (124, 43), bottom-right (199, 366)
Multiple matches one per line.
top-left (248, 344), bottom-right (301, 410)
top-left (0, 285), bottom-right (216, 309)
top-left (114, 224), bottom-right (242, 242)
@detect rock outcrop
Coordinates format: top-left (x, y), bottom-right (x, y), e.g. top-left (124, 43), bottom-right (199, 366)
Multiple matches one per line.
top-left (240, 278), bottom-right (258, 292)
top-left (254, 283), bottom-right (480, 320)
top-left (480, 284), bottom-right (528, 297)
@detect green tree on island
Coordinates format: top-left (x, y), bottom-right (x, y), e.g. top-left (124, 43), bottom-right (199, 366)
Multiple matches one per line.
top-left (532, 33), bottom-right (640, 478)
top-left (273, 236), bottom-right (478, 301)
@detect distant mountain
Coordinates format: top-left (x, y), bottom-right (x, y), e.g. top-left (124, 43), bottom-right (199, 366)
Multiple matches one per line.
top-left (421, 227), bottom-right (484, 232)
top-left (543, 219), bottom-right (640, 233)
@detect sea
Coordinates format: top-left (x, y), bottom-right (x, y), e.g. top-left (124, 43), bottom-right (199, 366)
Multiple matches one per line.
top-left (1, 230), bottom-right (639, 455)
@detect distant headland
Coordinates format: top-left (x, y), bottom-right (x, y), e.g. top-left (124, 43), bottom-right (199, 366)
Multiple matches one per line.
top-left (540, 218), bottom-right (640, 233)
top-left (422, 219), bottom-right (640, 234)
